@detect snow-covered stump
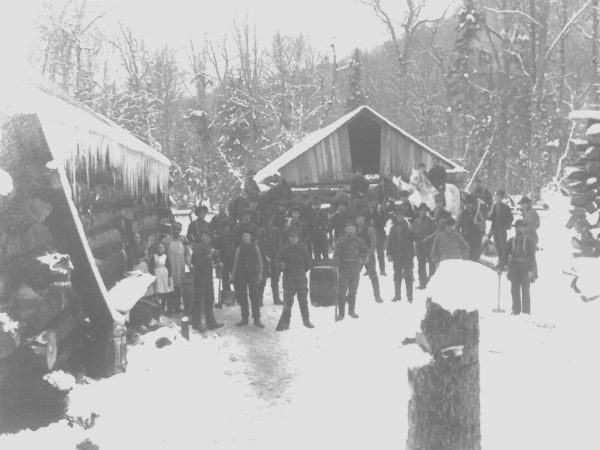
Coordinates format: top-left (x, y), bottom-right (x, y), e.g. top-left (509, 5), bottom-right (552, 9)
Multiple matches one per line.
top-left (406, 299), bottom-right (481, 450)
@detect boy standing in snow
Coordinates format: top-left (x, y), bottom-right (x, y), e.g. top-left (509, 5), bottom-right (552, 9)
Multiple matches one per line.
top-left (413, 203), bottom-right (437, 289)
top-left (232, 231), bottom-right (264, 327)
top-left (488, 189), bottom-right (513, 265)
top-left (275, 228), bottom-right (314, 331)
top-left (387, 209), bottom-right (416, 303)
top-left (499, 220), bottom-right (536, 315)
top-left (189, 230), bottom-right (224, 330)
top-left (333, 220), bottom-right (368, 320)
top-left (257, 216), bottom-right (284, 305)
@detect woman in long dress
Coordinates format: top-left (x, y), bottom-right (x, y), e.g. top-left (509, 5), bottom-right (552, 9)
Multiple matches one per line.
top-left (149, 242), bottom-right (173, 315)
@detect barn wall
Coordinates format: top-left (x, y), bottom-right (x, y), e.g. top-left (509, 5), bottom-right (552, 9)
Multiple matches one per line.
top-left (279, 125), bottom-right (353, 185)
top-left (380, 122), bottom-right (453, 180)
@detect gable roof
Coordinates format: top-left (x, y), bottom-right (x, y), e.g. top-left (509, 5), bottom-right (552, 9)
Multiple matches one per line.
top-left (255, 105), bottom-right (465, 183)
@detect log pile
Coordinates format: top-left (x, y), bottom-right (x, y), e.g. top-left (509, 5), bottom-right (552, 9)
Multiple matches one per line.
top-left (406, 298), bottom-right (481, 450)
top-left (564, 111), bottom-right (600, 257)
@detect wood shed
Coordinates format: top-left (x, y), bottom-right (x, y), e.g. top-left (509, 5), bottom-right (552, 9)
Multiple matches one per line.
top-left (255, 105), bottom-right (466, 187)
top-left (0, 83), bottom-right (171, 411)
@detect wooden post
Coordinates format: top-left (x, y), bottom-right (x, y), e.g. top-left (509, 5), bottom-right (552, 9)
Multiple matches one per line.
top-left (406, 299), bottom-right (481, 450)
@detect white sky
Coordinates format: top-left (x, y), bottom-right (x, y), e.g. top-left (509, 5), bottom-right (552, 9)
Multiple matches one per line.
top-left (0, 0), bottom-right (457, 81)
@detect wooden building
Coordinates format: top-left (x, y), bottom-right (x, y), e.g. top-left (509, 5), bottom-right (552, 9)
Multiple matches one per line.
top-left (255, 106), bottom-right (466, 187)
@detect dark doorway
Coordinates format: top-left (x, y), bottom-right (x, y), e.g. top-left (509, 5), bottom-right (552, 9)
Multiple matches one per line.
top-left (347, 113), bottom-right (381, 174)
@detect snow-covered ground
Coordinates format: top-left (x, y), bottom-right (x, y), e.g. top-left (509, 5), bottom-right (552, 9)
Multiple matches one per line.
top-left (2, 190), bottom-right (600, 450)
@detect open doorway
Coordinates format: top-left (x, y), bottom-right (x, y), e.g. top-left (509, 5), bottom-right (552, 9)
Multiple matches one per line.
top-left (347, 113), bottom-right (381, 175)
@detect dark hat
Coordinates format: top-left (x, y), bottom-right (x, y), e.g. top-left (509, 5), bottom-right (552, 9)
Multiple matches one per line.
top-left (345, 219), bottom-right (357, 227)
top-left (417, 202), bottom-right (430, 212)
top-left (195, 205), bottom-right (208, 214)
top-left (335, 199), bottom-right (349, 207)
top-left (518, 196), bottom-right (531, 204)
top-left (514, 219), bottom-right (527, 228)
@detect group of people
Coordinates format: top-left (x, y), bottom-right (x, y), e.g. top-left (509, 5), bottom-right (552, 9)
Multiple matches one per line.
top-left (128, 164), bottom-right (543, 334)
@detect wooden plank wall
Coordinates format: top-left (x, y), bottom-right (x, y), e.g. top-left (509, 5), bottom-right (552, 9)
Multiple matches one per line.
top-left (380, 123), bottom-right (453, 180)
top-left (280, 121), bottom-right (456, 186)
top-left (279, 126), bottom-right (354, 185)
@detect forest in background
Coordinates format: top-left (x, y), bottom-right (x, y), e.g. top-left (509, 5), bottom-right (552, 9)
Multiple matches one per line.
top-left (27, 0), bottom-right (600, 207)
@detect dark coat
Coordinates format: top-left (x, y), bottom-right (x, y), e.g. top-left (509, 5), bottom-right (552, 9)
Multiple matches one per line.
top-left (333, 234), bottom-right (368, 266)
top-left (329, 210), bottom-right (354, 241)
top-left (276, 243), bottom-right (312, 290)
top-left (350, 174), bottom-right (369, 198)
top-left (488, 202), bottom-right (514, 232)
top-left (387, 221), bottom-right (416, 263)
top-left (232, 242), bottom-right (263, 280)
top-left (428, 165), bottom-right (447, 189)
top-left (501, 234), bottom-right (536, 282)
top-left (187, 218), bottom-right (212, 243)
top-left (191, 243), bottom-right (219, 283)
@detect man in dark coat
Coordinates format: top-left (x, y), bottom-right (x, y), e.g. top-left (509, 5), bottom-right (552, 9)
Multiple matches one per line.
top-left (213, 220), bottom-right (237, 293)
top-left (243, 169), bottom-right (261, 201)
top-left (413, 203), bottom-right (437, 289)
top-left (356, 211), bottom-right (383, 303)
top-left (189, 230), bottom-right (224, 331)
top-left (350, 166), bottom-right (369, 199)
top-left (333, 219), bottom-right (368, 320)
top-left (283, 205), bottom-right (308, 248)
top-left (210, 206), bottom-right (229, 233)
top-left (470, 178), bottom-right (493, 217)
top-left (187, 205), bottom-right (212, 243)
top-left (232, 231), bottom-right (264, 327)
top-left (428, 162), bottom-right (447, 204)
top-left (329, 200), bottom-right (353, 242)
top-left (367, 196), bottom-right (389, 276)
top-left (397, 190), bottom-right (417, 222)
top-left (499, 220), bottom-right (536, 315)
top-left (456, 195), bottom-right (486, 261)
top-left (487, 189), bottom-right (513, 265)
top-left (257, 216), bottom-right (284, 305)
top-left (275, 227), bottom-right (314, 331)
top-left (306, 197), bottom-right (329, 260)
top-left (387, 209), bottom-right (416, 303)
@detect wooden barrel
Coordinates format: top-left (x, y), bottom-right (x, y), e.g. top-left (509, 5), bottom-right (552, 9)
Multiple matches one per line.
top-left (310, 263), bottom-right (338, 307)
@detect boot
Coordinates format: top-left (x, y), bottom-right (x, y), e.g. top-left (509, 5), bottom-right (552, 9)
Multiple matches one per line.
top-left (272, 283), bottom-right (283, 305)
top-left (299, 298), bottom-right (314, 328)
top-left (336, 299), bottom-right (345, 321)
top-left (406, 279), bottom-right (414, 303)
top-left (207, 322), bottom-right (224, 330)
top-left (348, 296), bottom-right (359, 318)
top-left (372, 277), bottom-right (383, 303)
top-left (391, 281), bottom-right (402, 302)
top-left (253, 319), bottom-right (265, 328)
top-left (275, 316), bottom-right (289, 331)
top-left (236, 318), bottom-right (248, 327)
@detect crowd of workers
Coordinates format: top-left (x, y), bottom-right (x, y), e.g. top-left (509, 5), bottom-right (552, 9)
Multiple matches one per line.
top-left (129, 164), bottom-right (542, 333)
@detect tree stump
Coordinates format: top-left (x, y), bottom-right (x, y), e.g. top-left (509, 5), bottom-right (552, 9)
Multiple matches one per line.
top-left (406, 299), bottom-right (481, 450)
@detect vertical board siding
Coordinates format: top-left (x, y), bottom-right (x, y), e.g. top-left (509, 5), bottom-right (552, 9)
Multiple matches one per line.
top-left (338, 125), bottom-right (353, 178)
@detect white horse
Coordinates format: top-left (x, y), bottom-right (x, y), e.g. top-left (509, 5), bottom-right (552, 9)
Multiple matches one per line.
top-left (396, 171), bottom-right (461, 218)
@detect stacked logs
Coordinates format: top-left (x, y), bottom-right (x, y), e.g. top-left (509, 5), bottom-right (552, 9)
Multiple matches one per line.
top-left (0, 115), bottom-right (87, 417)
top-left (564, 112), bottom-right (600, 256)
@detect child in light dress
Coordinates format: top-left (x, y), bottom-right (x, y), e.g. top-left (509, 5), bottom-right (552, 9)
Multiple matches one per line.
top-left (149, 242), bottom-right (173, 316)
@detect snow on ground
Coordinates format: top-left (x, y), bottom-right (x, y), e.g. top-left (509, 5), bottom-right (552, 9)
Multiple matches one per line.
top-left (2, 189), bottom-right (600, 449)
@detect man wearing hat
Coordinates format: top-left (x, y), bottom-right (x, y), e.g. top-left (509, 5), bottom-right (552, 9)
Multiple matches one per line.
top-left (233, 208), bottom-right (259, 245)
top-left (306, 196), bottom-right (330, 261)
top-left (329, 199), bottom-right (353, 243)
top-left (356, 210), bottom-right (384, 303)
top-left (189, 228), bottom-right (225, 330)
top-left (397, 190), bottom-right (417, 222)
top-left (499, 219), bottom-right (536, 315)
top-left (187, 205), bottom-right (212, 244)
top-left (275, 227), bottom-right (314, 331)
top-left (243, 168), bottom-right (261, 201)
top-left (488, 189), bottom-right (514, 264)
top-left (366, 196), bottom-right (389, 276)
top-left (387, 208), bottom-right (416, 302)
top-left (413, 203), bottom-right (437, 289)
top-left (283, 205), bottom-right (308, 247)
top-left (428, 161), bottom-right (447, 204)
top-left (518, 196), bottom-right (540, 245)
top-left (456, 194), bottom-right (486, 261)
top-left (470, 178), bottom-right (493, 217)
top-left (257, 216), bottom-right (284, 305)
top-left (431, 216), bottom-right (470, 266)
top-left (232, 230), bottom-right (264, 327)
top-left (333, 219), bottom-right (369, 320)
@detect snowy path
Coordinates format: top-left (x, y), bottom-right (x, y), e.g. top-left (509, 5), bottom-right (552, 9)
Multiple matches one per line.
top-left (3, 194), bottom-right (600, 449)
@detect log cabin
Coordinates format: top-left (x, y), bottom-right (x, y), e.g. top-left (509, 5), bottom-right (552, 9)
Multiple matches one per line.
top-left (254, 105), bottom-right (466, 188)
top-left (0, 82), bottom-right (170, 419)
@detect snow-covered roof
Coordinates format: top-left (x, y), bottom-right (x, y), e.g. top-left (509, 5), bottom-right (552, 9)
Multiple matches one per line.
top-left (255, 105), bottom-right (464, 183)
top-left (0, 82), bottom-right (170, 197)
